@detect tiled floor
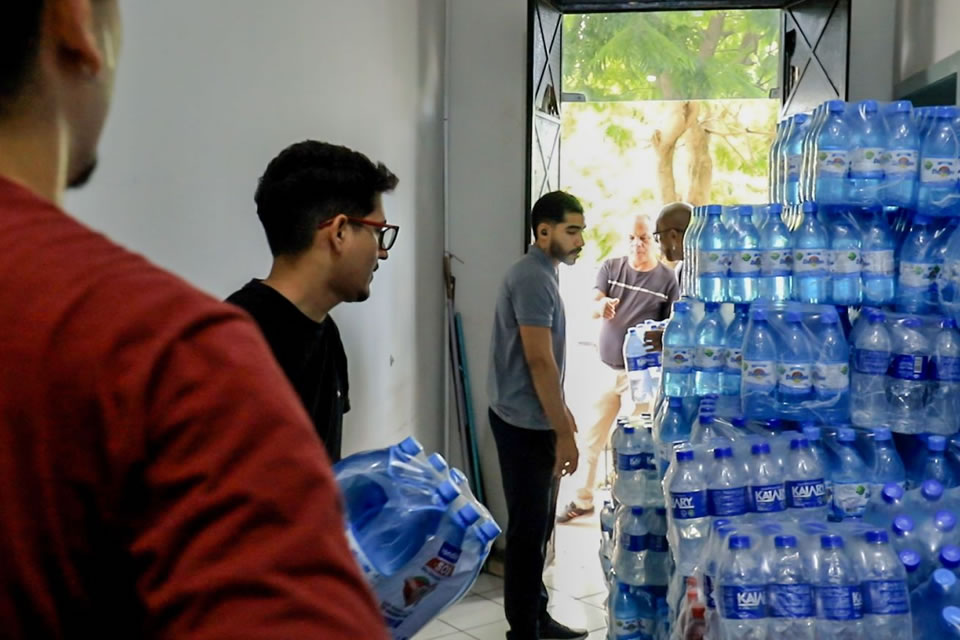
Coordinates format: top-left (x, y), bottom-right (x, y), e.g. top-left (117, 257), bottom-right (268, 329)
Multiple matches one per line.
top-left (413, 492), bottom-right (610, 640)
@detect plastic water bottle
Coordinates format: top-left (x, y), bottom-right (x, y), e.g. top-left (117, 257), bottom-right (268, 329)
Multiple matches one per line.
top-left (656, 396), bottom-right (688, 478)
top-left (785, 114), bottom-right (811, 207)
top-left (900, 549), bottom-right (923, 591)
top-left (924, 435), bottom-right (958, 489)
top-left (871, 429), bottom-right (906, 494)
top-left (865, 483), bottom-right (906, 527)
top-left (861, 206), bottom-right (897, 306)
top-left (614, 506), bottom-right (649, 586)
top-left (830, 428), bottom-right (872, 521)
top-left (643, 507), bottom-right (671, 588)
top-left (721, 303), bottom-right (749, 398)
top-left (785, 437), bottom-right (828, 519)
top-left (848, 100), bottom-right (888, 206)
top-left (941, 219), bottom-right (960, 316)
top-left (885, 101), bottom-right (921, 209)
top-left (814, 534), bottom-right (865, 639)
top-left (778, 310), bottom-right (814, 405)
top-left (623, 327), bottom-right (649, 405)
top-left (742, 308), bottom-right (778, 420)
top-left (931, 218), bottom-right (956, 307)
top-left (708, 446), bottom-right (748, 524)
top-left (600, 501), bottom-right (615, 581)
top-left (942, 544), bottom-right (960, 573)
top-left (859, 529), bottom-right (911, 639)
top-left (693, 302), bottom-right (726, 396)
top-left (892, 515), bottom-right (918, 553)
top-left (718, 535), bottom-right (767, 640)
top-left (638, 425), bottom-right (662, 507)
top-left (770, 118), bottom-right (788, 202)
top-left (663, 301), bottom-right (696, 397)
top-left (887, 317), bottom-right (931, 429)
top-left (852, 309), bottom-right (891, 426)
top-left (919, 106), bottom-right (960, 217)
top-left (813, 310), bottom-right (850, 417)
top-left (897, 214), bottom-right (939, 314)
top-left (728, 207), bottom-right (761, 303)
top-left (749, 441), bottom-right (786, 517)
top-left (918, 511), bottom-right (960, 578)
top-left (669, 449), bottom-right (710, 574)
top-left (912, 569), bottom-right (958, 639)
top-left (767, 534), bottom-right (816, 639)
top-left (758, 203), bottom-right (793, 301)
top-left (704, 523), bottom-right (737, 625)
top-left (698, 205), bottom-right (729, 303)
top-left (816, 100), bottom-right (851, 206)
top-left (614, 425), bottom-right (654, 506)
top-left (908, 479), bottom-right (948, 520)
top-left (792, 201), bottom-right (829, 303)
top-left (609, 581), bottom-right (656, 640)
top-left (932, 317), bottom-right (960, 430)
top-left (829, 217), bottom-right (863, 305)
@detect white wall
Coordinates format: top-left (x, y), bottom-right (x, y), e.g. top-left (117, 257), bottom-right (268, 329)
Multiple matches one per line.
top-left (849, 0), bottom-right (897, 101)
top-left (896, 0), bottom-right (960, 83)
top-left (66, 0), bottom-right (447, 455)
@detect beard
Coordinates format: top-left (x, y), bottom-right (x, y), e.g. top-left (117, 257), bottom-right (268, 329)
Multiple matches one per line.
top-left (67, 158), bottom-right (98, 190)
top-left (550, 240), bottom-right (581, 265)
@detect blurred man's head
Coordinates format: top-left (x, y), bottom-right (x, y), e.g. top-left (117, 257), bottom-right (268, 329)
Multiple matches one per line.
top-left (531, 191), bottom-right (585, 266)
top-left (627, 215), bottom-right (657, 270)
top-left (655, 202), bottom-right (692, 262)
top-left (0, 1), bottom-right (123, 197)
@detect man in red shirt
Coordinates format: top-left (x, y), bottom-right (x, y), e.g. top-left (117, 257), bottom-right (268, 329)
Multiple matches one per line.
top-left (0, 2), bottom-right (388, 638)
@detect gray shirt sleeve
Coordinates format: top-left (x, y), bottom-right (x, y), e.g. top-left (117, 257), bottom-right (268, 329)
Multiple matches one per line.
top-left (511, 271), bottom-right (555, 327)
top-left (594, 260), bottom-right (611, 296)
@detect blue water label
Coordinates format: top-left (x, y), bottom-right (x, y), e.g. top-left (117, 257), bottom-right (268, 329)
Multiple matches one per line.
top-left (778, 362), bottom-right (813, 394)
top-left (932, 355), bottom-right (960, 382)
top-left (724, 348), bottom-right (742, 374)
top-left (708, 487), bottom-right (748, 517)
top-left (645, 351), bottom-right (662, 369)
top-left (816, 585), bottom-right (864, 621)
top-left (721, 585), bottom-right (767, 620)
top-left (621, 532), bottom-right (648, 552)
top-left (889, 353), bottom-right (928, 381)
top-left (751, 483), bottom-right (786, 513)
top-left (437, 542), bottom-right (462, 565)
top-left (862, 579), bottom-right (909, 615)
top-left (663, 347), bottom-right (694, 374)
top-left (671, 490), bottom-right (708, 519)
top-left (742, 359), bottom-right (776, 390)
top-left (694, 345), bottom-right (725, 371)
top-left (768, 583), bottom-right (814, 618)
top-left (786, 479), bottom-right (827, 509)
top-left (760, 249), bottom-right (793, 276)
top-left (854, 348), bottom-right (889, 375)
top-left (611, 615), bottom-right (655, 640)
top-left (645, 534), bottom-right (669, 553)
top-left (618, 452), bottom-right (656, 472)
top-left (626, 356), bottom-right (645, 372)
top-left (793, 249), bottom-right (828, 275)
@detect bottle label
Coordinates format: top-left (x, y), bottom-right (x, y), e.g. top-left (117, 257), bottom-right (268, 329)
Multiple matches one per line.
top-left (830, 249), bottom-right (861, 274)
top-left (853, 348), bottom-right (889, 375)
top-left (708, 487), bottom-right (748, 517)
top-left (933, 355), bottom-right (960, 382)
top-left (862, 579), bottom-right (909, 616)
top-left (816, 585), bottom-right (864, 621)
top-left (921, 156), bottom-right (957, 183)
top-left (671, 490), bottom-right (708, 519)
top-left (742, 359), bottom-right (776, 390)
top-left (861, 249), bottom-right (895, 276)
top-left (663, 347), bottom-right (694, 374)
top-left (793, 249), bottom-right (828, 274)
top-left (645, 351), bottom-right (662, 369)
top-left (694, 346), bottom-right (725, 371)
top-left (831, 481), bottom-right (871, 518)
top-left (699, 249), bottom-right (729, 275)
top-left (621, 532), bottom-right (648, 552)
top-left (645, 534), bottom-right (669, 553)
top-left (725, 348), bottom-right (743, 374)
top-left (626, 356), bottom-right (645, 373)
top-left (786, 478), bottom-right (827, 509)
top-left (729, 250), bottom-right (761, 275)
top-left (760, 249), bottom-right (792, 276)
top-left (612, 616), bottom-right (655, 640)
top-left (850, 147), bottom-right (886, 177)
top-left (751, 483), bottom-right (786, 513)
top-left (721, 585), bottom-right (767, 620)
top-left (945, 259), bottom-right (960, 290)
top-left (813, 362), bottom-right (850, 391)
top-left (778, 362), bottom-right (813, 393)
top-left (618, 452), bottom-right (656, 472)
top-left (886, 149), bottom-right (918, 175)
top-left (889, 353), bottom-right (929, 381)
top-left (899, 261), bottom-right (940, 288)
top-left (768, 583), bottom-right (815, 618)
top-left (787, 154), bottom-right (802, 180)
top-left (818, 150), bottom-right (849, 176)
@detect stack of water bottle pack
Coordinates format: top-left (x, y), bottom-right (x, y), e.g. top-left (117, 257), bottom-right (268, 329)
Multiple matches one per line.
top-left (334, 437), bottom-right (500, 640)
top-left (623, 319), bottom-right (670, 406)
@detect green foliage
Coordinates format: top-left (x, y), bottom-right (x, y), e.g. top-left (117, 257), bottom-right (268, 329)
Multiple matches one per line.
top-left (604, 123), bottom-right (636, 152)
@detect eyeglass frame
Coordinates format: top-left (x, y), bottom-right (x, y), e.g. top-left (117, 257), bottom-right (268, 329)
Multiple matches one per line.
top-left (318, 215), bottom-right (400, 251)
top-left (652, 227), bottom-right (684, 243)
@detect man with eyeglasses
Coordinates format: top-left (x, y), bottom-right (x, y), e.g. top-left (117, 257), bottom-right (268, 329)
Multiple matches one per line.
top-left (557, 213), bottom-right (678, 524)
top-left (227, 141), bottom-right (399, 462)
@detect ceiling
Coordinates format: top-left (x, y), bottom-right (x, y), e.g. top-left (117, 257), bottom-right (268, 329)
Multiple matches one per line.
top-left (553, 0), bottom-right (793, 12)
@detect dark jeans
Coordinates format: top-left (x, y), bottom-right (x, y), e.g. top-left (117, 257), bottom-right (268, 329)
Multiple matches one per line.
top-left (489, 408), bottom-right (560, 640)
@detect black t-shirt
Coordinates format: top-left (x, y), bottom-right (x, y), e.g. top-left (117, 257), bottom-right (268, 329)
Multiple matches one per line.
top-left (226, 280), bottom-right (350, 462)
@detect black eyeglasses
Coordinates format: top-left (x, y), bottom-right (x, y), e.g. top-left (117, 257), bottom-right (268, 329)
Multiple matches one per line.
top-left (319, 216), bottom-right (400, 251)
top-left (653, 228), bottom-right (684, 242)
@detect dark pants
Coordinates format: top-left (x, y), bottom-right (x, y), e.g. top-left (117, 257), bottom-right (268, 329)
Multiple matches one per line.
top-left (489, 408), bottom-right (560, 640)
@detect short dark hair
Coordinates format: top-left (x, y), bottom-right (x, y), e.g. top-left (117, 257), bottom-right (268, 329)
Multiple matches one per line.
top-left (530, 191), bottom-right (583, 234)
top-left (0, 1), bottom-right (45, 116)
top-left (254, 141), bottom-right (399, 256)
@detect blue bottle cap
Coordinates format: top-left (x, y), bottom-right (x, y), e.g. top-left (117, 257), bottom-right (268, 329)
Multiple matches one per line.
top-left (903, 316), bottom-right (923, 329)
top-left (713, 446), bottom-right (733, 459)
top-left (674, 301), bottom-right (691, 313)
top-left (623, 425), bottom-right (635, 434)
top-left (450, 468), bottom-right (467, 485)
top-left (935, 569), bottom-right (958, 589)
top-left (751, 442), bottom-right (771, 456)
top-left (751, 308), bottom-right (768, 322)
top-left (398, 436), bottom-right (424, 456)
top-left (428, 452), bottom-right (449, 473)
top-left (766, 418), bottom-right (782, 430)
top-left (794, 113), bottom-right (809, 124)
top-left (774, 535), bottom-right (797, 549)
top-left (944, 605), bottom-right (960, 628)
top-left (713, 519), bottom-right (732, 530)
top-left (937, 510), bottom-right (957, 532)
top-left (676, 450), bottom-right (694, 462)
top-left (865, 529), bottom-right (889, 544)
top-left (899, 549), bottom-right (921, 573)
top-left (801, 200), bottom-right (817, 215)
top-left (869, 310), bottom-right (886, 324)
top-left (734, 303), bottom-right (751, 315)
top-left (731, 416), bottom-right (747, 429)
top-left (802, 425), bottom-right (821, 440)
top-left (837, 428), bottom-right (856, 442)
top-left (860, 99), bottom-right (878, 113)
top-left (789, 437), bottom-right (810, 450)
top-left (705, 302), bottom-right (721, 312)
top-left (827, 100), bottom-right (845, 113)
top-left (456, 504), bottom-right (481, 527)
top-left (700, 415), bottom-right (715, 426)
top-left (881, 483), bottom-right (905, 504)
top-left (820, 534), bottom-right (844, 549)
top-left (942, 545), bottom-right (960, 569)
top-left (921, 479), bottom-right (944, 502)
top-left (706, 204), bottom-right (723, 215)
top-left (929, 435), bottom-right (948, 452)
top-left (872, 427), bottom-right (892, 441)
top-left (631, 506), bottom-right (645, 516)
top-left (717, 526), bottom-right (737, 539)
top-left (668, 396), bottom-right (684, 408)
top-left (766, 203), bottom-right (784, 216)
top-left (943, 317), bottom-right (958, 330)
top-left (728, 535), bottom-right (751, 550)
top-left (737, 206), bottom-right (753, 217)
top-left (893, 515), bottom-right (915, 534)
top-left (627, 327), bottom-right (639, 336)
top-left (436, 481), bottom-right (461, 504)
top-left (656, 507), bottom-right (667, 516)
top-left (891, 100), bottom-right (912, 113)
top-left (785, 310), bottom-right (804, 324)
top-left (618, 581), bottom-right (633, 594)
top-left (480, 520), bottom-right (502, 540)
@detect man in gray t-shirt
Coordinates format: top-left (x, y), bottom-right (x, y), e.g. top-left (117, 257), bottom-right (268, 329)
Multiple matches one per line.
top-left (558, 214), bottom-right (679, 523)
top-left (488, 191), bottom-right (589, 640)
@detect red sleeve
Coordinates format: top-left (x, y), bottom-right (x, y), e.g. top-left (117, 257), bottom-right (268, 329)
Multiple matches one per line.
top-left (127, 310), bottom-right (388, 640)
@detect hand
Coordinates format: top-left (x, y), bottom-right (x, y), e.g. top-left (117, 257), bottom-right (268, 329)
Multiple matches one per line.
top-left (644, 329), bottom-right (663, 352)
top-left (554, 431), bottom-right (579, 477)
top-left (601, 297), bottom-right (620, 320)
